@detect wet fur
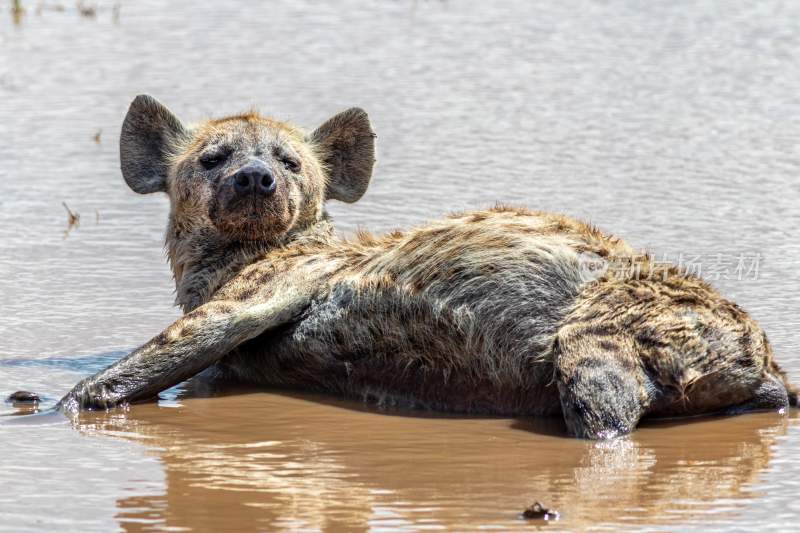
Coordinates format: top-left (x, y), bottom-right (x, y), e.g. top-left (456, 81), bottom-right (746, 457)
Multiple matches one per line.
top-left (207, 207), bottom-right (797, 437)
top-left (55, 97), bottom-right (796, 439)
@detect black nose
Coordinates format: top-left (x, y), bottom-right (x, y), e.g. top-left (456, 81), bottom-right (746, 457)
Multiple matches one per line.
top-left (231, 161), bottom-right (276, 197)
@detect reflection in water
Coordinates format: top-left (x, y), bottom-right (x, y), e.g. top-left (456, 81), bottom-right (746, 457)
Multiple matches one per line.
top-left (67, 392), bottom-right (791, 532)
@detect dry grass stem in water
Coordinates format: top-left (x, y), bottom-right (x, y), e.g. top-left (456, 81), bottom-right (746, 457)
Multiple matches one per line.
top-left (12, 0), bottom-right (24, 24)
top-left (76, 0), bottom-right (95, 18)
top-left (62, 201), bottom-right (80, 237)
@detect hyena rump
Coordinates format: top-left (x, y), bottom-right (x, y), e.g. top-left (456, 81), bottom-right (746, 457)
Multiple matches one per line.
top-left (51, 95), bottom-right (796, 439)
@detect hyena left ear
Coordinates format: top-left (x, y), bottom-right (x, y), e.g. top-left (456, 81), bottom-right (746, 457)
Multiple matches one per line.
top-left (120, 94), bottom-right (188, 194)
top-left (310, 108), bottom-right (376, 203)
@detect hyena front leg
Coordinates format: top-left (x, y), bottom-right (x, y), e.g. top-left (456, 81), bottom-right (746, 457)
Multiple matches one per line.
top-left (57, 285), bottom-right (314, 412)
top-left (553, 324), bottom-right (653, 439)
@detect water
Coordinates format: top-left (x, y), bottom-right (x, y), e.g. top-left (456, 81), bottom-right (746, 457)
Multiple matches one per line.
top-left (1, 0), bottom-right (799, 530)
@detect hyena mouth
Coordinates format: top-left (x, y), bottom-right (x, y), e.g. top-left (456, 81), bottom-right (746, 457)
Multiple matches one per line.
top-left (218, 198), bottom-right (292, 242)
top-left (239, 201), bottom-right (270, 226)
top-left (231, 196), bottom-right (269, 221)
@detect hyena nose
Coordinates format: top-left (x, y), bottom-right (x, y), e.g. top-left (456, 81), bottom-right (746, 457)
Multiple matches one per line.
top-left (231, 162), bottom-right (276, 197)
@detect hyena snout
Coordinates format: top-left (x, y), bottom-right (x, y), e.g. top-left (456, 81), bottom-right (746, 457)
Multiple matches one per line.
top-left (211, 157), bottom-right (293, 241)
top-left (230, 160), bottom-right (276, 198)
top-left (215, 157), bottom-right (285, 216)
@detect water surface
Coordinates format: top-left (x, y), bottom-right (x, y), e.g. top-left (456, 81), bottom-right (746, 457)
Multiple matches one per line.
top-left (1, 1), bottom-right (800, 531)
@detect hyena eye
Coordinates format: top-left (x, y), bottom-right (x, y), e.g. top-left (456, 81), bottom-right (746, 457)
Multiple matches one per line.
top-left (200, 151), bottom-right (229, 170)
top-left (281, 157), bottom-right (301, 173)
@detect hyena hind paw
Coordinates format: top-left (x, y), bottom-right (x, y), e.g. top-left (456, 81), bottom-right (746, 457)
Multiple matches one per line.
top-left (557, 366), bottom-right (646, 439)
top-left (724, 376), bottom-right (792, 415)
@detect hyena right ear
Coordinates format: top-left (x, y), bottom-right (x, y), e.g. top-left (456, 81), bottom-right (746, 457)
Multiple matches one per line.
top-left (120, 95), bottom-right (187, 194)
top-left (310, 107), bottom-right (376, 203)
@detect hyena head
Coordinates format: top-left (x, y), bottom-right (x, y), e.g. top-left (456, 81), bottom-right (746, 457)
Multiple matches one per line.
top-left (121, 95), bottom-right (376, 242)
top-left (119, 95), bottom-right (375, 301)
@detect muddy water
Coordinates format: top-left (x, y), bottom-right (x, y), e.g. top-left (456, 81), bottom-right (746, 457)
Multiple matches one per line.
top-left (1, 0), bottom-right (800, 531)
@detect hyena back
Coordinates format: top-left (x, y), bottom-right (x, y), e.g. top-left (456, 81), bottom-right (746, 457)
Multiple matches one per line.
top-left (51, 95), bottom-right (795, 439)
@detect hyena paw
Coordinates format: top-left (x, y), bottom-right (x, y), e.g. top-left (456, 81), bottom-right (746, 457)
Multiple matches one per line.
top-left (724, 375), bottom-right (790, 415)
top-left (557, 361), bottom-right (646, 439)
top-left (56, 380), bottom-right (118, 412)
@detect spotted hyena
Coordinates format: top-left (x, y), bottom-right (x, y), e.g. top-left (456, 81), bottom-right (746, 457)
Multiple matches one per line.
top-left (49, 95), bottom-right (796, 439)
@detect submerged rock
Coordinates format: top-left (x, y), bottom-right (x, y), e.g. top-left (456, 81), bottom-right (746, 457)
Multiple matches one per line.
top-left (6, 391), bottom-right (41, 403)
top-left (522, 501), bottom-right (560, 521)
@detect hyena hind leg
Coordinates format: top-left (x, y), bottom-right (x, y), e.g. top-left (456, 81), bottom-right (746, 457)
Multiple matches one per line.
top-left (553, 328), bottom-right (654, 439)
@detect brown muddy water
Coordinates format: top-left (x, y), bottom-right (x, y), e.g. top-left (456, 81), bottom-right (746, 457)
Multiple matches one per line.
top-left (2, 1), bottom-right (800, 531)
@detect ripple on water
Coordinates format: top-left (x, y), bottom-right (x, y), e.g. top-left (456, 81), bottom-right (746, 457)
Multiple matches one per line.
top-left (2, 0), bottom-right (800, 531)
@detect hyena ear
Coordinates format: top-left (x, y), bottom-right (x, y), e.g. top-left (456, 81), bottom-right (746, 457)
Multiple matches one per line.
top-left (310, 108), bottom-right (376, 203)
top-left (120, 94), bottom-right (188, 194)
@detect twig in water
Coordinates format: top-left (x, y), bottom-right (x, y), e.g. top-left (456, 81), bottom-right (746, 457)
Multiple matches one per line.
top-left (62, 201), bottom-right (80, 237)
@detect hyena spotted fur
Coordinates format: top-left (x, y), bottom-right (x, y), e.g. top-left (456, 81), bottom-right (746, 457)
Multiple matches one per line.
top-left (50, 95), bottom-right (796, 439)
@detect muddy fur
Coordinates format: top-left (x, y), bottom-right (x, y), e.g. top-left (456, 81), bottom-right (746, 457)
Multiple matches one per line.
top-left (55, 95), bottom-right (796, 439)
